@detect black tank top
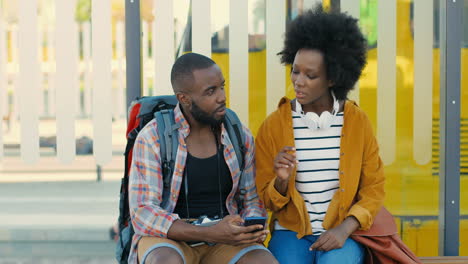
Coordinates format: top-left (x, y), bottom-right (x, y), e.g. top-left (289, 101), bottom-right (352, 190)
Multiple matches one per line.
top-left (173, 148), bottom-right (232, 219)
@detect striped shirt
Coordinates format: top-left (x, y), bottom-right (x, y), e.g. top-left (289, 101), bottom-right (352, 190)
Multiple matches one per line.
top-left (275, 110), bottom-right (343, 235)
top-left (127, 104), bottom-right (266, 263)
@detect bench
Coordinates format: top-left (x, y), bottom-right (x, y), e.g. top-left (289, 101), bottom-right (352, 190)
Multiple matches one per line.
top-left (420, 256), bottom-right (468, 264)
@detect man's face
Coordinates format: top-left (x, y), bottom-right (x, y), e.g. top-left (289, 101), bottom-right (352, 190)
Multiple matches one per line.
top-left (187, 65), bottom-right (226, 126)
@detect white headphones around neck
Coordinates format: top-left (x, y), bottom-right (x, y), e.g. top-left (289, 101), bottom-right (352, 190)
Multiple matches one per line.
top-left (295, 92), bottom-right (339, 131)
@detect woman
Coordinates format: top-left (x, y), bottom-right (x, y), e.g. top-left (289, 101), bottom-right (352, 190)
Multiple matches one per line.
top-left (255, 6), bottom-right (385, 264)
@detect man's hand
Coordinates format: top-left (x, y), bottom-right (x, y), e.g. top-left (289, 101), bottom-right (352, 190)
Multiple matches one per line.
top-left (310, 216), bottom-right (360, 251)
top-left (206, 215), bottom-right (269, 245)
top-left (273, 146), bottom-right (297, 195)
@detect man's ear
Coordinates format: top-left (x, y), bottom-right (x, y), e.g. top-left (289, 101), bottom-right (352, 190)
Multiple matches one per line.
top-left (176, 92), bottom-right (191, 106)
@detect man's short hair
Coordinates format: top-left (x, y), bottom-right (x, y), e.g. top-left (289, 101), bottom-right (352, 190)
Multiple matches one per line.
top-left (170, 53), bottom-right (216, 93)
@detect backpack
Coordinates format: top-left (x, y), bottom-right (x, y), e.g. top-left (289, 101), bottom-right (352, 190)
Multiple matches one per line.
top-left (116, 95), bottom-right (247, 264)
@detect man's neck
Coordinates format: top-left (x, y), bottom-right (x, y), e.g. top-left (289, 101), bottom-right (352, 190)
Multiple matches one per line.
top-left (182, 112), bottom-right (219, 158)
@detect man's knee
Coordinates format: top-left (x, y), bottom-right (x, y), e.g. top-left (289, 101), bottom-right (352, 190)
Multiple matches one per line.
top-left (143, 247), bottom-right (184, 264)
top-left (236, 249), bottom-right (278, 264)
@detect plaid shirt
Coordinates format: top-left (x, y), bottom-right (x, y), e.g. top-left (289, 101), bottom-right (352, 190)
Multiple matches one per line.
top-left (127, 104), bottom-right (266, 263)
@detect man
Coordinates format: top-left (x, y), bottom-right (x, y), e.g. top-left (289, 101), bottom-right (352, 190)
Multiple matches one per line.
top-left (128, 53), bottom-right (277, 264)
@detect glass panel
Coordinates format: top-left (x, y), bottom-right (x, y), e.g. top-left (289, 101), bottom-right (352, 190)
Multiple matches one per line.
top-left (460, 0), bottom-right (468, 256)
top-left (387, 0), bottom-right (439, 256)
top-left (360, 0), bottom-right (440, 256)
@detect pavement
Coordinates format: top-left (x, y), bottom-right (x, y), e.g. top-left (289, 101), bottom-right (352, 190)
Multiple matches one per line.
top-left (0, 180), bottom-right (120, 261)
top-left (0, 258), bottom-right (116, 264)
top-left (0, 119), bottom-right (127, 262)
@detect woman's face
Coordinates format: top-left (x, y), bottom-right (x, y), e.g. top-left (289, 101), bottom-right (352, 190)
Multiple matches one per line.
top-left (291, 49), bottom-right (332, 105)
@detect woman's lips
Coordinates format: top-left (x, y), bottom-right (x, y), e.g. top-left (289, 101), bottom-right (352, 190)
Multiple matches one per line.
top-left (295, 91), bottom-right (306, 99)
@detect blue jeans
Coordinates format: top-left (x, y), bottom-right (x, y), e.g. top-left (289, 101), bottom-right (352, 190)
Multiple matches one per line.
top-left (268, 230), bottom-right (365, 264)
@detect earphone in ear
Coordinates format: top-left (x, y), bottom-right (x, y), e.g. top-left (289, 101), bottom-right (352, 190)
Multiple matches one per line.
top-left (296, 92), bottom-right (339, 131)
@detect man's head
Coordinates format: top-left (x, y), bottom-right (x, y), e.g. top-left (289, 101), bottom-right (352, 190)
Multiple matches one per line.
top-left (170, 53), bottom-right (226, 127)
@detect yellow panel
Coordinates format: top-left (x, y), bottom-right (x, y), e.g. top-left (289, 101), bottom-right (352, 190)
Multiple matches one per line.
top-left (462, 49), bottom-right (468, 118)
top-left (211, 53), bottom-right (230, 106)
top-left (394, 217), bottom-right (402, 235)
top-left (285, 64), bottom-right (293, 99)
top-left (462, 37), bottom-right (468, 255)
top-left (402, 219), bottom-right (438, 257)
top-left (461, 220), bottom-right (468, 255)
top-left (248, 51), bottom-right (267, 136)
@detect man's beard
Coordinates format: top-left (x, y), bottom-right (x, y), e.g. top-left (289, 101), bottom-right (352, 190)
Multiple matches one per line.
top-left (190, 101), bottom-right (225, 127)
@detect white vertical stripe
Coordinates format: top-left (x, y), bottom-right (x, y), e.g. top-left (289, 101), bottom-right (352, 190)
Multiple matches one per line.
top-left (377, 0), bottom-right (396, 165)
top-left (47, 25), bottom-right (56, 117)
top-left (192, 0), bottom-right (211, 57)
top-left (37, 24), bottom-right (44, 117)
top-left (18, 0), bottom-right (40, 163)
top-left (1, 20), bottom-right (7, 122)
top-left (303, 0), bottom-right (322, 10)
top-left (341, 0), bottom-right (360, 103)
top-left (142, 21), bottom-right (149, 96)
top-left (341, 0), bottom-right (360, 20)
top-left (413, 0), bottom-right (433, 165)
top-left (47, 66), bottom-right (56, 117)
top-left (47, 26), bottom-right (56, 116)
top-left (266, 0), bottom-right (286, 114)
top-left (91, 0), bottom-right (112, 165)
top-left (116, 21), bottom-right (125, 118)
top-left (83, 22), bottom-right (92, 117)
top-left (229, 0), bottom-right (248, 125)
top-left (11, 25), bottom-right (19, 121)
top-left (11, 24), bottom-right (18, 64)
top-left (75, 26), bottom-right (81, 117)
top-left (154, 0), bottom-right (175, 95)
top-left (0, 17), bottom-right (5, 161)
top-left (55, 0), bottom-right (77, 163)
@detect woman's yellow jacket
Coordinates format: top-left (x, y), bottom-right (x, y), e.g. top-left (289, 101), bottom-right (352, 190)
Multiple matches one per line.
top-left (255, 97), bottom-right (385, 239)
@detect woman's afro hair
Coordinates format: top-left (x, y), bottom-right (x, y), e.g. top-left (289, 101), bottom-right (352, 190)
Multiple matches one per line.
top-left (279, 6), bottom-right (367, 100)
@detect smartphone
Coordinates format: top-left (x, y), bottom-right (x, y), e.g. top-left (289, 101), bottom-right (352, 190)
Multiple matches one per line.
top-left (243, 216), bottom-right (267, 232)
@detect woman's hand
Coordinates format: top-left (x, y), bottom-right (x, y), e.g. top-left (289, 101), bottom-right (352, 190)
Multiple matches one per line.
top-left (273, 146), bottom-right (297, 195)
top-left (310, 216), bottom-right (360, 251)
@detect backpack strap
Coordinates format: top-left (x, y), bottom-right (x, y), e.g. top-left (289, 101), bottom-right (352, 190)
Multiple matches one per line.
top-left (224, 109), bottom-right (248, 207)
top-left (155, 109), bottom-right (180, 210)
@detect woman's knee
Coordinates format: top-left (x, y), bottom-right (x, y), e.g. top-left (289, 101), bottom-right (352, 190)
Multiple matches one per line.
top-left (318, 239), bottom-right (365, 264)
top-left (236, 249), bottom-right (279, 264)
top-left (143, 247), bottom-right (184, 264)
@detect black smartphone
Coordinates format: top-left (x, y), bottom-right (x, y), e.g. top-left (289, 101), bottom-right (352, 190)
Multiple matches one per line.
top-left (243, 216), bottom-right (267, 232)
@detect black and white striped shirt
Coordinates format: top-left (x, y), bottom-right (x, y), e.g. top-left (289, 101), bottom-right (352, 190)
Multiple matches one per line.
top-left (275, 110), bottom-right (344, 235)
